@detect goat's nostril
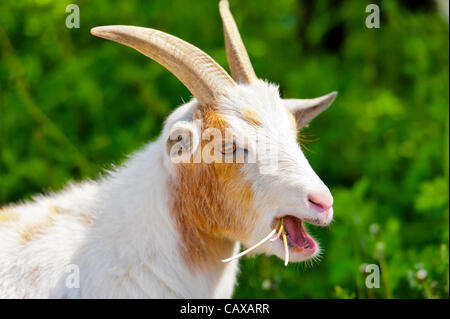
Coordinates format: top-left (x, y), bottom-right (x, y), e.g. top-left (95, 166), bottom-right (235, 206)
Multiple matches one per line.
top-left (308, 193), bottom-right (333, 212)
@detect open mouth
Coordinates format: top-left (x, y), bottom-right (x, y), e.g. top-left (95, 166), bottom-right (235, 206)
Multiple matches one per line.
top-left (275, 215), bottom-right (316, 252)
top-left (222, 214), bottom-right (319, 266)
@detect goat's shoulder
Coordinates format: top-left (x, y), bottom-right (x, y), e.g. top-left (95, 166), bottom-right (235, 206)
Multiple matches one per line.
top-left (0, 181), bottom-right (101, 297)
top-left (0, 180), bottom-right (100, 232)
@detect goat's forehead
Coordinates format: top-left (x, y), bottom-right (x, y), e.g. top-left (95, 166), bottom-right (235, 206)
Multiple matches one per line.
top-left (219, 108), bottom-right (290, 136)
top-left (215, 81), bottom-right (292, 131)
top-left (219, 81), bottom-right (281, 112)
top-left (164, 81), bottom-right (294, 138)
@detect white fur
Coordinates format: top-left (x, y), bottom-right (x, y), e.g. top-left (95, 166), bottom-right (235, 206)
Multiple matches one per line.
top-left (215, 81), bottom-right (333, 261)
top-left (0, 81), bottom-right (332, 298)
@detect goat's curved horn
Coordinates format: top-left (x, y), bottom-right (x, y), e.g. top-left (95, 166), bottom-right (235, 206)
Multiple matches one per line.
top-left (219, 0), bottom-right (257, 83)
top-left (91, 25), bottom-right (236, 106)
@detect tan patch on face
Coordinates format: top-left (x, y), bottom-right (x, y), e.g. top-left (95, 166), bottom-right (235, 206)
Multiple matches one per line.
top-left (169, 106), bottom-right (258, 270)
top-left (241, 108), bottom-right (262, 127)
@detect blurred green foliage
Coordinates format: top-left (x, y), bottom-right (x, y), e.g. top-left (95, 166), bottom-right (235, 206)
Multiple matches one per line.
top-left (0, 0), bottom-right (448, 298)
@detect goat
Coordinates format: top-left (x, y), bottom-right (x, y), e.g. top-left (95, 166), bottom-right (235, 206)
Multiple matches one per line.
top-left (0, 0), bottom-right (337, 298)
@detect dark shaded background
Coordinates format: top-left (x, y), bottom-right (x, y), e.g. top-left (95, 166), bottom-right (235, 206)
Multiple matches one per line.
top-left (0, 0), bottom-right (448, 298)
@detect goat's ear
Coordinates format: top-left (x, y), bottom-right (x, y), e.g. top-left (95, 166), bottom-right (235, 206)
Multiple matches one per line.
top-left (284, 91), bottom-right (337, 129)
top-left (166, 121), bottom-right (200, 163)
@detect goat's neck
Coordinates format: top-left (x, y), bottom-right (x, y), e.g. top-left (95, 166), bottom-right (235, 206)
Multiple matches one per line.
top-left (87, 139), bottom-right (239, 298)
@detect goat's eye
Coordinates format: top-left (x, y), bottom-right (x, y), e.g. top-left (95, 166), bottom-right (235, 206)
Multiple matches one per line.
top-left (221, 142), bottom-right (236, 155)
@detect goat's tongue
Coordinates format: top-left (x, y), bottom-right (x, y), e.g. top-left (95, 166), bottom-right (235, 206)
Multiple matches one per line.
top-left (283, 216), bottom-right (314, 250)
